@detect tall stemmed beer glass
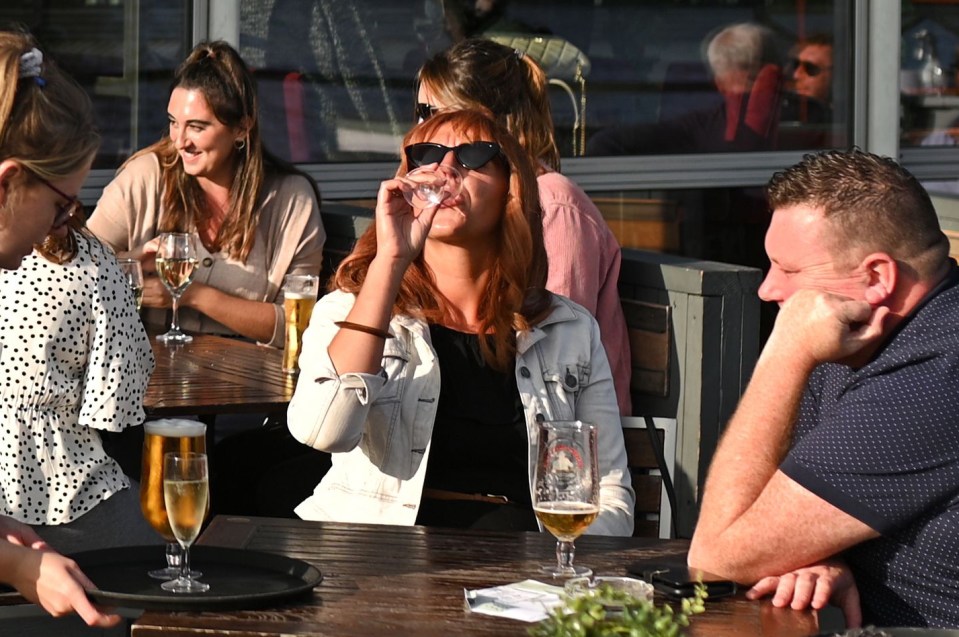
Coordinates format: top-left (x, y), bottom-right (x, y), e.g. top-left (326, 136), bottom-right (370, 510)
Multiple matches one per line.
top-left (161, 451), bottom-right (210, 593)
top-left (533, 420), bottom-right (600, 579)
top-left (155, 232), bottom-right (198, 344)
top-left (140, 419), bottom-right (206, 579)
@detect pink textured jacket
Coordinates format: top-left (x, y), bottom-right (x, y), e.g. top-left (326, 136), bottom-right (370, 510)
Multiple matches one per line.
top-left (538, 170), bottom-right (632, 415)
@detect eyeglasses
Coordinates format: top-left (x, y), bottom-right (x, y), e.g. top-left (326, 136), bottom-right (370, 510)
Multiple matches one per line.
top-left (415, 103), bottom-right (439, 122)
top-left (32, 173), bottom-right (83, 229)
top-left (405, 142), bottom-right (503, 171)
top-left (788, 58), bottom-right (831, 78)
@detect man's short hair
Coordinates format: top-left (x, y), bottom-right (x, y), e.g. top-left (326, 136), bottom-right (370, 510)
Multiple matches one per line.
top-left (766, 149), bottom-right (950, 276)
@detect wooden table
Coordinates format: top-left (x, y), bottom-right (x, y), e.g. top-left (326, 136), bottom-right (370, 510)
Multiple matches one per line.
top-left (130, 516), bottom-right (821, 637)
top-left (145, 333), bottom-right (296, 417)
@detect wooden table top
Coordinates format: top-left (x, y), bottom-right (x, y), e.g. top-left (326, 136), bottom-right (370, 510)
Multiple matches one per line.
top-left (130, 516), bottom-right (821, 637)
top-left (145, 332), bottom-right (296, 417)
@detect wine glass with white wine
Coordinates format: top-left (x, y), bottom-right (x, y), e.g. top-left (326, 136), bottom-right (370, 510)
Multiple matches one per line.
top-left (533, 420), bottom-right (600, 579)
top-left (161, 451), bottom-right (210, 593)
top-left (155, 232), bottom-right (198, 344)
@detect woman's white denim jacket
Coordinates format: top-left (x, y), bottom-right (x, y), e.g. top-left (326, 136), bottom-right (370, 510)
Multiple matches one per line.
top-left (288, 289), bottom-right (635, 536)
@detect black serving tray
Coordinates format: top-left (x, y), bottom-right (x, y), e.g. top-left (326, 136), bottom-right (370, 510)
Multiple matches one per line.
top-left (813, 630), bottom-right (959, 637)
top-left (69, 544), bottom-right (322, 611)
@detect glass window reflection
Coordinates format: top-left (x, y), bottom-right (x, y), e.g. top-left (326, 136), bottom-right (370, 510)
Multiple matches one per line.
top-left (238, 0), bottom-right (851, 164)
top-left (0, 1), bottom-right (192, 169)
top-left (901, 3), bottom-right (959, 148)
top-left (1, 1), bottom-right (855, 170)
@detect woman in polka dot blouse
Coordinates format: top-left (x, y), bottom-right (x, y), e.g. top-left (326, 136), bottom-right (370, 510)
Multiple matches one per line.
top-left (0, 212), bottom-right (159, 553)
top-left (0, 29), bottom-right (124, 629)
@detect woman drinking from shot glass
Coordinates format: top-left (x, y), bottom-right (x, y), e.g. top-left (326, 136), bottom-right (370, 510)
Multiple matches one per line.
top-left (287, 110), bottom-right (634, 534)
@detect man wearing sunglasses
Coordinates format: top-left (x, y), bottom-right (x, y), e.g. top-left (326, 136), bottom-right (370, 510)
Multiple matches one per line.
top-left (778, 34), bottom-right (835, 149)
top-left (787, 34), bottom-right (833, 106)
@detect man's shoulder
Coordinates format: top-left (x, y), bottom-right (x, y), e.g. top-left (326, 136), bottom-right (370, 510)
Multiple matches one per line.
top-left (891, 272), bottom-right (959, 349)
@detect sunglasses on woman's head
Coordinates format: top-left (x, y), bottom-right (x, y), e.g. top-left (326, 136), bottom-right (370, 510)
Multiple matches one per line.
top-left (32, 173), bottom-right (83, 228)
top-left (405, 142), bottom-right (503, 171)
top-left (415, 103), bottom-right (439, 122)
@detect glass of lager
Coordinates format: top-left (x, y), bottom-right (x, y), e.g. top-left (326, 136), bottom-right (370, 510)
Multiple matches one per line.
top-left (282, 273), bottom-right (319, 374)
top-left (140, 419), bottom-right (207, 579)
top-left (533, 420), bottom-right (600, 578)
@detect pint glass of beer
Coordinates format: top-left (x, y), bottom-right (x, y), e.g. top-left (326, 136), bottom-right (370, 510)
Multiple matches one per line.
top-left (282, 274), bottom-right (319, 374)
top-left (140, 418), bottom-right (207, 579)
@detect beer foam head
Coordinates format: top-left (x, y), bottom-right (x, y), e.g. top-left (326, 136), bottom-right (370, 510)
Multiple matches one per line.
top-left (284, 291), bottom-right (315, 300)
top-left (143, 418), bottom-right (207, 437)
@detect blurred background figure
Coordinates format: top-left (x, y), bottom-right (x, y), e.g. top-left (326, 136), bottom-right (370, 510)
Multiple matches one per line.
top-left (440, 0), bottom-right (538, 42)
top-left (779, 33), bottom-right (835, 151)
top-left (417, 38), bottom-right (632, 415)
top-left (0, 28), bottom-right (125, 631)
top-left (259, 0), bottom-right (407, 162)
top-left (788, 34), bottom-right (833, 106)
top-left (587, 22), bottom-right (783, 155)
top-left (779, 33), bottom-right (833, 129)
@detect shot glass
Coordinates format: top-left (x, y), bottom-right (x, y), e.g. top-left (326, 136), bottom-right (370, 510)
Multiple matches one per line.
top-left (117, 258), bottom-right (144, 312)
top-left (282, 274), bottom-right (320, 374)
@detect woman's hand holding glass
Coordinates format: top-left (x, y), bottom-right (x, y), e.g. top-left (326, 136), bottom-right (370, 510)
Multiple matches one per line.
top-left (373, 180), bottom-right (433, 265)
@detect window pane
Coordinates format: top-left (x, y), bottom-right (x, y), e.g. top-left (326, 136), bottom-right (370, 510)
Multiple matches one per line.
top-left (901, 3), bottom-right (959, 148)
top-left (238, 0), bottom-right (852, 164)
top-left (0, 1), bottom-right (193, 169)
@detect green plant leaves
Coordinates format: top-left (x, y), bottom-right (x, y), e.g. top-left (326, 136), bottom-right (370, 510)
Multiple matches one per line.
top-left (529, 582), bottom-right (707, 637)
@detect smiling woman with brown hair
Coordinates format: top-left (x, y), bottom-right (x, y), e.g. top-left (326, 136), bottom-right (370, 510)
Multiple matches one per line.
top-left (89, 40), bottom-right (325, 347)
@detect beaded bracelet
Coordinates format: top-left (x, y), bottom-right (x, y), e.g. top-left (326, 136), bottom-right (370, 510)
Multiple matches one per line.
top-left (334, 321), bottom-right (394, 339)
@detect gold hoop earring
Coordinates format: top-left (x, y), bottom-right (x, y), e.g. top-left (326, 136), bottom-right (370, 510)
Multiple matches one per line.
top-left (234, 139), bottom-right (246, 151)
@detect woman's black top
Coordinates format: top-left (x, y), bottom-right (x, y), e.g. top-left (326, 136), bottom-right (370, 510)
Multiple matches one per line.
top-left (415, 324), bottom-right (537, 531)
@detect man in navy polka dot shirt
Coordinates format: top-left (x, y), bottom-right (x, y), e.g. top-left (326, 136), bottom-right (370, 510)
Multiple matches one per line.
top-left (689, 149), bottom-right (959, 628)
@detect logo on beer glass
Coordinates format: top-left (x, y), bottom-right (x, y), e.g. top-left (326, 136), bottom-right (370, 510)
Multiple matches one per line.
top-left (282, 274), bottom-right (320, 374)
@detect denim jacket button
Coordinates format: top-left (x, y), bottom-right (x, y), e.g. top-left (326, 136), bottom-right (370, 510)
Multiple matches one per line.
top-left (565, 372), bottom-right (578, 388)
top-left (535, 413), bottom-right (545, 423)
top-left (520, 366), bottom-right (531, 378)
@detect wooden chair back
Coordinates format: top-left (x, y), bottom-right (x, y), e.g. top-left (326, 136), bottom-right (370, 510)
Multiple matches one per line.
top-left (620, 296), bottom-right (677, 538)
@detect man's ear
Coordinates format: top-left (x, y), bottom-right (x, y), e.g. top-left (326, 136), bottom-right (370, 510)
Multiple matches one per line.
top-left (861, 252), bottom-right (897, 306)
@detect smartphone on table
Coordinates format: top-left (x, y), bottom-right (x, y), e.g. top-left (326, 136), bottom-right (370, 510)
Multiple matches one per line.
top-left (626, 560), bottom-right (737, 600)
